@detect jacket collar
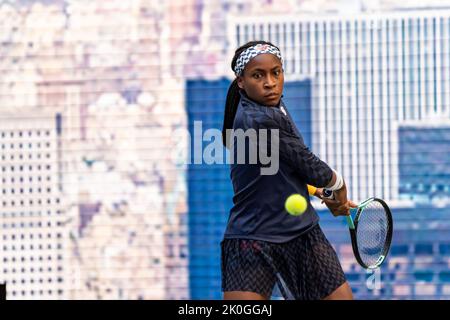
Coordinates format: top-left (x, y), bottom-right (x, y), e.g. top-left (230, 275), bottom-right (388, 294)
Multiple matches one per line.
top-left (239, 89), bottom-right (284, 109)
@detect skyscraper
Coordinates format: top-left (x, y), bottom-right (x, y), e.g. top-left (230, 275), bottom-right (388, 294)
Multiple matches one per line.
top-left (398, 119), bottom-right (450, 205)
top-left (0, 110), bottom-right (67, 300)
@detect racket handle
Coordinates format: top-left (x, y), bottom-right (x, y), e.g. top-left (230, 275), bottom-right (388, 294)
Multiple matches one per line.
top-left (346, 215), bottom-right (355, 230)
top-left (324, 189), bottom-right (357, 229)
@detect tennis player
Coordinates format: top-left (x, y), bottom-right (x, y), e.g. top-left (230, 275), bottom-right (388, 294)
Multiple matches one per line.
top-left (221, 40), bottom-right (357, 300)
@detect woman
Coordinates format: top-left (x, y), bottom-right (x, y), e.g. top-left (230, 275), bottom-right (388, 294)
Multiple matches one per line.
top-left (220, 40), bottom-right (356, 300)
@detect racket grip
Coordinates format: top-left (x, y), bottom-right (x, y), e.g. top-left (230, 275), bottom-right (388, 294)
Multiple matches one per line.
top-left (346, 215), bottom-right (355, 230)
top-left (324, 189), bottom-right (357, 230)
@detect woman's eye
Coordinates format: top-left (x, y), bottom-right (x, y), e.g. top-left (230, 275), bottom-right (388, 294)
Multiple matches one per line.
top-left (274, 70), bottom-right (281, 76)
top-left (253, 73), bottom-right (261, 79)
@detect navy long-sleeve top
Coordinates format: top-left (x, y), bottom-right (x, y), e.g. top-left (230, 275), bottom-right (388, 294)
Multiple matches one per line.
top-left (223, 91), bottom-right (333, 243)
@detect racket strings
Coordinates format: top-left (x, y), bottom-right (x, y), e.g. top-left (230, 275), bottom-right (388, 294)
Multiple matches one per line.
top-left (356, 201), bottom-right (390, 267)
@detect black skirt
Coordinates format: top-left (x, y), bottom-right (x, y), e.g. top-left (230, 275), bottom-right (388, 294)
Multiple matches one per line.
top-left (221, 224), bottom-right (347, 300)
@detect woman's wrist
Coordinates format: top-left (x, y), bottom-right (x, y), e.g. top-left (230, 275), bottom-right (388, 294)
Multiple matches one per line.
top-left (327, 169), bottom-right (344, 191)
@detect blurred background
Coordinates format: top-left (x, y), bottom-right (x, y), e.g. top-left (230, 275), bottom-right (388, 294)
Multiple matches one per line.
top-left (0, 0), bottom-right (449, 300)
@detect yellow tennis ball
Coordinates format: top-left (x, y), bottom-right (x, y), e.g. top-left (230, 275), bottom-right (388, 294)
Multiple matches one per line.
top-left (285, 194), bottom-right (307, 216)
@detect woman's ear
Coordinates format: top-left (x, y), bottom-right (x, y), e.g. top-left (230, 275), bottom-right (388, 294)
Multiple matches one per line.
top-left (237, 76), bottom-right (244, 90)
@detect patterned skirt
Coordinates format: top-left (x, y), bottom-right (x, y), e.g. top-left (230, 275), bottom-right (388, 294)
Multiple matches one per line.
top-left (221, 224), bottom-right (347, 300)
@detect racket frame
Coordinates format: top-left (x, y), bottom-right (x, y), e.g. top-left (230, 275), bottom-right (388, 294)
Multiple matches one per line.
top-left (348, 197), bottom-right (393, 269)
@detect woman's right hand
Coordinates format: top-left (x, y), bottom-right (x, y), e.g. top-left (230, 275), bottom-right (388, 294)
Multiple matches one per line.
top-left (322, 183), bottom-right (357, 216)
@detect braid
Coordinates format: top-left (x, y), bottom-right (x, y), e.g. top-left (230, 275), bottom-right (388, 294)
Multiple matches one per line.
top-left (222, 40), bottom-right (280, 148)
top-left (222, 79), bottom-right (240, 147)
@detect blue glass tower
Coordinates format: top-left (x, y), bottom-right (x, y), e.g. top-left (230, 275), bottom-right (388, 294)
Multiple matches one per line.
top-left (398, 125), bottom-right (450, 203)
top-left (186, 78), bottom-right (313, 299)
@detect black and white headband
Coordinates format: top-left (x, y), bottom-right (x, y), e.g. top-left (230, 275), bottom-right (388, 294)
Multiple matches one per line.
top-left (234, 43), bottom-right (283, 76)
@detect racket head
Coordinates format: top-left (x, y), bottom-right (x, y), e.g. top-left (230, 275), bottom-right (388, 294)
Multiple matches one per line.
top-left (350, 198), bottom-right (393, 269)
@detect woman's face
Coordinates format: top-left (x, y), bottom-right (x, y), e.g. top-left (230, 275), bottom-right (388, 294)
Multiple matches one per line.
top-left (237, 53), bottom-right (284, 107)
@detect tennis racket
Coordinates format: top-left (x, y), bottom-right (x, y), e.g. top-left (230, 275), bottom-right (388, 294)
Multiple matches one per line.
top-left (323, 189), bottom-right (393, 269)
top-left (252, 242), bottom-right (295, 300)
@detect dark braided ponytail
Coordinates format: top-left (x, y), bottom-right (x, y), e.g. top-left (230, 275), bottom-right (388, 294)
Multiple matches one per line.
top-left (222, 40), bottom-right (280, 148)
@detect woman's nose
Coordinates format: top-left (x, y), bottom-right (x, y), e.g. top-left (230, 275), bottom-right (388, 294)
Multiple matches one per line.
top-left (264, 76), bottom-right (276, 88)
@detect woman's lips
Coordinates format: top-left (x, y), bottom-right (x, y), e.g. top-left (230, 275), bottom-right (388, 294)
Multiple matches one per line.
top-left (265, 93), bottom-right (279, 98)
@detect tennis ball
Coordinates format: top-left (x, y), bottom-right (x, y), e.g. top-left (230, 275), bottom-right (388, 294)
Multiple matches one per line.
top-left (285, 194), bottom-right (307, 216)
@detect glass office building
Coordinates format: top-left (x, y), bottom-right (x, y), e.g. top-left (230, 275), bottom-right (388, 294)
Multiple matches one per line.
top-left (186, 78), bottom-right (313, 299)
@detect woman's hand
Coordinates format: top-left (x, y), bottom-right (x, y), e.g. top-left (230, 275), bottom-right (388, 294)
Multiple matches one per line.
top-left (314, 187), bottom-right (324, 199)
top-left (322, 198), bottom-right (357, 217)
top-left (321, 183), bottom-right (357, 216)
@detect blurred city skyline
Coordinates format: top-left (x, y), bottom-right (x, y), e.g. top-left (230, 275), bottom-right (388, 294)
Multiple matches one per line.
top-left (0, 0), bottom-right (449, 300)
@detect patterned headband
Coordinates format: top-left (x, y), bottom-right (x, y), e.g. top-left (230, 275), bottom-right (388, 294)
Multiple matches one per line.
top-left (234, 43), bottom-right (283, 76)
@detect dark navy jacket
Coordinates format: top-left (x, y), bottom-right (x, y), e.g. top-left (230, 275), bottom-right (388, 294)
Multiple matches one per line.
top-left (223, 91), bottom-right (333, 243)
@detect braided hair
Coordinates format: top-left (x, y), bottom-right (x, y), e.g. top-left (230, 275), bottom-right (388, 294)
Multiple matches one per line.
top-left (221, 40), bottom-right (281, 148)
